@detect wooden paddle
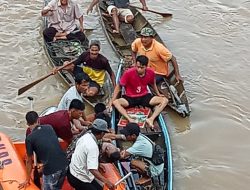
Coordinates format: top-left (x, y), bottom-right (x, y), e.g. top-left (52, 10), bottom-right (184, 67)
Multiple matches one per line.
top-left (129, 5), bottom-right (172, 17)
top-left (18, 60), bottom-right (75, 96)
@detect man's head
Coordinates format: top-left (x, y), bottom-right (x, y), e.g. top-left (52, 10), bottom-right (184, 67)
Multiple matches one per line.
top-left (60, 0), bottom-right (68, 6)
top-left (26, 111), bottom-right (39, 126)
top-left (120, 122), bottom-right (140, 142)
top-left (91, 118), bottom-right (109, 139)
top-left (94, 103), bottom-right (106, 114)
top-left (69, 99), bottom-right (85, 119)
top-left (75, 73), bottom-right (90, 93)
top-left (140, 27), bottom-right (155, 48)
top-left (89, 40), bottom-right (101, 60)
top-left (135, 55), bottom-right (149, 76)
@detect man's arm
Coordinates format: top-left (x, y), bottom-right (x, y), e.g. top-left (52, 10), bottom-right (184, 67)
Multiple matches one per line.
top-left (171, 55), bottom-right (183, 82)
top-left (150, 79), bottom-right (162, 96)
top-left (110, 71), bottom-right (116, 88)
top-left (131, 51), bottom-right (137, 66)
top-left (109, 84), bottom-right (121, 105)
top-left (87, 0), bottom-right (99, 15)
top-left (18, 155), bottom-right (32, 189)
top-left (90, 169), bottom-right (115, 189)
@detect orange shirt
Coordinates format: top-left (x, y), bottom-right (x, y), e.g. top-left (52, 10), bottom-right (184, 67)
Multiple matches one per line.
top-left (131, 38), bottom-right (172, 76)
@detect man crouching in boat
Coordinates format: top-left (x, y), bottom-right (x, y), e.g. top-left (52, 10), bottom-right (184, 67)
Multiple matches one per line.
top-left (86, 0), bottom-right (148, 33)
top-left (109, 55), bottom-right (168, 128)
top-left (41, 0), bottom-right (86, 43)
top-left (63, 40), bottom-right (116, 96)
top-left (131, 27), bottom-right (183, 83)
top-left (19, 111), bottom-right (68, 189)
top-left (120, 123), bottom-right (164, 185)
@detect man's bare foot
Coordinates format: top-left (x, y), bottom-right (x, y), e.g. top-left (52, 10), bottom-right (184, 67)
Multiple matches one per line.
top-left (112, 29), bottom-right (119, 34)
top-left (146, 118), bottom-right (154, 129)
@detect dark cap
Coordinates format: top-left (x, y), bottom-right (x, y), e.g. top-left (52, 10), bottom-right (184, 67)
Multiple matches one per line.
top-left (120, 123), bottom-right (140, 136)
top-left (89, 39), bottom-right (101, 49)
top-left (92, 119), bottom-right (109, 132)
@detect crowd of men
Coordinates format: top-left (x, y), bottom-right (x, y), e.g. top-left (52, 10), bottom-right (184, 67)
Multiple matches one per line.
top-left (19, 0), bottom-right (183, 189)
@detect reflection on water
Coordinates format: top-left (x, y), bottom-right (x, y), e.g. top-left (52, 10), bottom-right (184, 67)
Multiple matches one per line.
top-left (0, 0), bottom-right (250, 189)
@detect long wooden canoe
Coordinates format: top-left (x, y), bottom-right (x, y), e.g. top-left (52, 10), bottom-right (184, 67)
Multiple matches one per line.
top-left (41, 0), bottom-right (113, 112)
top-left (98, 1), bottom-right (190, 117)
top-left (111, 63), bottom-right (173, 190)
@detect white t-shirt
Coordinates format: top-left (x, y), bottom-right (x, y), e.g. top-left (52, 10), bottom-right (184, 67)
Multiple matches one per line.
top-left (57, 86), bottom-right (83, 111)
top-left (69, 132), bottom-right (99, 182)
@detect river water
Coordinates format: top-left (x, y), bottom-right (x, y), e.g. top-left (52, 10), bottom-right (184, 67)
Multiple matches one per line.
top-left (0, 0), bottom-right (249, 189)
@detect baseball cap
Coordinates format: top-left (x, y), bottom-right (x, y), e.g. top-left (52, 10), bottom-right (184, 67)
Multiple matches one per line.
top-left (140, 27), bottom-right (155, 37)
top-left (120, 123), bottom-right (140, 136)
top-left (92, 118), bottom-right (109, 132)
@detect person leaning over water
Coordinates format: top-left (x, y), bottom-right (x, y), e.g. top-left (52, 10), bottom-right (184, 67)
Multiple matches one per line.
top-left (62, 40), bottom-right (116, 96)
top-left (41, 0), bottom-right (86, 43)
top-left (67, 119), bottom-right (115, 190)
top-left (19, 111), bottom-right (68, 189)
top-left (87, 0), bottom-right (148, 33)
top-left (131, 27), bottom-right (183, 83)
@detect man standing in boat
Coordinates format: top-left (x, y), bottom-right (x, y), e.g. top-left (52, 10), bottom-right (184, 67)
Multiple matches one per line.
top-left (19, 111), bottom-right (68, 189)
top-left (132, 27), bottom-right (183, 83)
top-left (63, 40), bottom-right (116, 96)
top-left (86, 0), bottom-right (148, 33)
top-left (41, 0), bottom-right (86, 43)
top-left (109, 55), bottom-right (168, 128)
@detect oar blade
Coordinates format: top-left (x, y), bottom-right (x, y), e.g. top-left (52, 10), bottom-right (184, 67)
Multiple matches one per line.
top-left (18, 73), bottom-right (53, 96)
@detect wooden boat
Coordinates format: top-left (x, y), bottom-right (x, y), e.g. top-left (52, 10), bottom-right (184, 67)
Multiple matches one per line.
top-left (0, 132), bottom-right (126, 190)
top-left (98, 1), bottom-right (190, 117)
top-left (41, 0), bottom-right (113, 112)
top-left (111, 63), bottom-right (173, 190)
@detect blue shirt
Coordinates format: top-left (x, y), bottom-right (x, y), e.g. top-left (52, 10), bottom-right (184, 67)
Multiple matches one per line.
top-left (127, 134), bottom-right (164, 177)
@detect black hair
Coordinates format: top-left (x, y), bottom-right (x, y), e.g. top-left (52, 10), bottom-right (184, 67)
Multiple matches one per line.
top-left (69, 99), bottom-right (85, 110)
top-left (26, 111), bottom-right (39, 125)
top-left (96, 112), bottom-right (111, 129)
top-left (89, 40), bottom-right (101, 50)
top-left (109, 151), bottom-right (121, 162)
top-left (90, 127), bottom-right (103, 135)
top-left (136, 55), bottom-right (149, 67)
top-left (94, 103), bottom-right (106, 114)
top-left (75, 72), bottom-right (90, 84)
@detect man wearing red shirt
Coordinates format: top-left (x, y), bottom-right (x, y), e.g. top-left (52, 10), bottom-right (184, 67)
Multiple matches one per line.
top-left (110, 55), bottom-right (168, 127)
top-left (26, 99), bottom-right (84, 144)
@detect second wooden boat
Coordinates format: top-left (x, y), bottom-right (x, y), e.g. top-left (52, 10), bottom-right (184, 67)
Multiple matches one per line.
top-left (98, 1), bottom-right (190, 117)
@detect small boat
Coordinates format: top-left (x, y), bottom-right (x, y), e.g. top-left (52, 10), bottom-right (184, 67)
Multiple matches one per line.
top-left (41, 0), bottom-right (113, 111)
top-left (98, 1), bottom-right (190, 117)
top-left (0, 132), bottom-right (126, 190)
top-left (111, 63), bottom-right (173, 190)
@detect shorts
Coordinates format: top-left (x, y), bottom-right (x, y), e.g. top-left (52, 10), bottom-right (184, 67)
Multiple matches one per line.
top-left (123, 93), bottom-right (154, 108)
top-left (107, 5), bottom-right (133, 23)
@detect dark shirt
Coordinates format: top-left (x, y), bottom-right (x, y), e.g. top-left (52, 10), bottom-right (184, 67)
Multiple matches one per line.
top-left (25, 125), bottom-right (68, 175)
top-left (39, 110), bottom-right (73, 142)
top-left (73, 51), bottom-right (113, 76)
